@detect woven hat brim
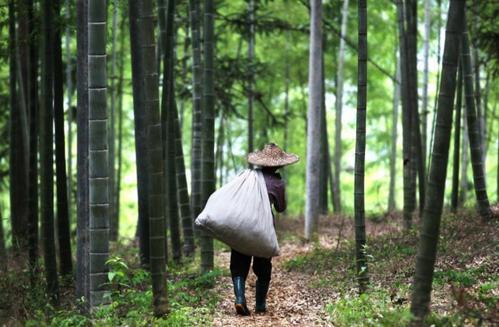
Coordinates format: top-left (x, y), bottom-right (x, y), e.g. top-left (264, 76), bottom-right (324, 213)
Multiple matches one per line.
top-left (247, 153), bottom-right (300, 167)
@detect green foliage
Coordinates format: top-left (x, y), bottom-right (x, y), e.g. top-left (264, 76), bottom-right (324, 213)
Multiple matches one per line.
top-left (478, 280), bottom-right (499, 310)
top-left (18, 254), bottom-right (225, 326)
top-left (325, 290), bottom-right (413, 327)
top-left (37, 312), bottom-right (89, 327)
top-left (106, 256), bottom-right (131, 289)
top-left (423, 312), bottom-right (468, 327)
top-left (151, 306), bottom-right (213, 326)
top-left (433, 269), bottom-right (480, 287)
top-left (283, 226), bottom-right (410, 279)
top-left (472, 0), bottom-right (499, 75)
top-left (285, 213), bottom-right (498, 325)
top-left (283, 242), bottom-right (351, 273)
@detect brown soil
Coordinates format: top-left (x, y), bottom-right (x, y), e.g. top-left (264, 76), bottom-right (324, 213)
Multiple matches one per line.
top-left (212, 243), bottom-right (335, 326)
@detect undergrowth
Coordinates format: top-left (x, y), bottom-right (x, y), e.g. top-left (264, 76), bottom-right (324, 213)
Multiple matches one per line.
top-left (284, 211), bottom-right (498, 326)
top-left (1, 246), bottom-right (227, 326)
top-left (325, 290), bottom-right (412, 327)
top-left (1, 210), bottom-right (496, 326)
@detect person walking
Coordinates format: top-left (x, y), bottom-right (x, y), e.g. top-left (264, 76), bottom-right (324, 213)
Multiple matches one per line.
top-left (231, 143), bottom-right (299, 315)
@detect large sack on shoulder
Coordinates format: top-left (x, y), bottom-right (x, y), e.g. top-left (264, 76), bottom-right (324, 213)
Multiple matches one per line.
top-left (195, 169), bottom-right (280, 258)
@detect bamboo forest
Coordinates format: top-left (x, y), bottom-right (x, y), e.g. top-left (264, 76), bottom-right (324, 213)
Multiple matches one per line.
top-left (1, 0), bottom-right (498, 325)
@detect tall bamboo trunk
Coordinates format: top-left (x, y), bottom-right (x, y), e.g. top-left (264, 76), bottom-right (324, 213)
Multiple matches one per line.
top-left (0, 205), bottom-right (6, 272)
top-left (179, 12), bottom-right (190, 127)
top-left (282, 54), bottom-right (290, 207)
top-left (283, 58), bottom-right (290, 153)
top-left (215, 112), bottom-right (225, 187)
top-left (318, 47), bottom-right (328, 215)
top-left (459, 117), bottom-right (469, 206)
top-left (40, 0), bottom-right (59, 303)
top-left (451, 62), bottom-right (463, 212)
top-left (53, 0), bottom-right (72, 276)
top-left (109, 0), bottom-right (119, 242)
top-left (131, 0), bottom-right (169, 316)
top-left (474, 53), bottom-right (486, 174)
top-left (18, 1), bottom-right (30, 111)
top-left (406, 0), bottom-right (425, 215)
top-left (189, 0), bottom-right (204, 237)
top-left (327, 139), bottom-right (335, 211)
top-left (461, 18), bottom-right (491, 220)
top-left (388, 53), bottom-right (400, 212)
top-left (247, 0), bottom-right (255, 157)
top-left (159, 0), bottom-right (182, 263)
top-left (16, 3), bottom-right (29, 173)
top-left (428, 0), bottom-right (442, 171)
top-left (396, 0), bottom-right (416, 229)
top-left (354, 0), bottom-right (369, 293)
top-left (175, 102), bottom-right (195, 257)
top-left (129, 0), bottom-right (150, 267)
top-left (226, 122), bottom-right (238, 177)
top-left (421, 0), bottom-right (431, 169)
top-left (304, 0), bottom-right (322, 241)
top-left (87, 0), bottom-right (110, 308)
top-left (172, 33), bottom-right (195, 257)
top-left (410, 0), bottom-right (464, 321)
top-left (200, 0), bottom-right (216, 273)
top-left (325, 124), bottom-right (333, 214)
top-left (76, 0), bottom-right (89, 305)
top-left (115, 9), bottom-right (126, 235)
top-left (65, 0), bottom-right (73, 226)
top-left (471, 4), bottom-right (485, 170)
top-left (483, 74), bottom-right (491, 157)
top-left (27, 0), bottom-right (40, 281)
top-left (170, 8), bottom-right (195, 258)
top-left (9, 0), bottom-right (30, 253)
top-left (333, 0), bottom-right (349, 214)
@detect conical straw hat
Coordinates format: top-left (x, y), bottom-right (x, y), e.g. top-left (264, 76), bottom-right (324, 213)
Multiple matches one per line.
top-left (247, 143), bottom-right (299, 167)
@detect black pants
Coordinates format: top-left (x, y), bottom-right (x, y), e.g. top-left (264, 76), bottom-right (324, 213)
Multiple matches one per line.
top-left (230, 249), bottom-right (272, 282)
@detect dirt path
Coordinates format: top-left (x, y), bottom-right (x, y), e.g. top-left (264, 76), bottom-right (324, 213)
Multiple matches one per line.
top-left (211, 215), bottom-right (403, 326)
top-left (212, 241), bottom-right (338, 326)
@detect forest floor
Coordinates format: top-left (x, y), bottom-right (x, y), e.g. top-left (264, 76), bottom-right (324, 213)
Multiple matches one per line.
top-left (211, 214), bottom-right (402, 326)
top-left (212, 237), bottom-right (335, 326)
top-left (1, 206), bottom-right (498, 326)
top-left (212, 207), bottom-right (499, 326)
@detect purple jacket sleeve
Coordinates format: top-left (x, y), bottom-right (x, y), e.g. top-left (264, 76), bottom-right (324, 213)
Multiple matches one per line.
top-left (263, 172), bottom-right (286, 213)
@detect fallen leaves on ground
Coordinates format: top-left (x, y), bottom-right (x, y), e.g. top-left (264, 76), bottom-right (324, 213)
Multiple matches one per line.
top-left (212, 242), bottom-right (336, 327)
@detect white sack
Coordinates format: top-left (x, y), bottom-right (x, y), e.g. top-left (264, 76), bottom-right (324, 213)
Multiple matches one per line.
top-left (195, 169), bottom-right (280, 258)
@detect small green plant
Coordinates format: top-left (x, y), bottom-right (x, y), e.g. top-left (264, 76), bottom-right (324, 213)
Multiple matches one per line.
top-left (283, 245), bottom-right (351, 274)
top-left (325, 290), bottom-right (412, 327)
top-left (423, 312), bottom-right (465, 326)
top-left (433, 269), bottom-right (479, 287)
top-left (46, 311), bottom-right (90, 327)
top-left (106, 256), bottom-right (131, 288)
top-left (478, 280), bottom-right (499, 309)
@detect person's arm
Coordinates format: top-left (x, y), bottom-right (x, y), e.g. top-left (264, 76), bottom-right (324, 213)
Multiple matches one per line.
top-left (272, 180), bottom-right (286, 213)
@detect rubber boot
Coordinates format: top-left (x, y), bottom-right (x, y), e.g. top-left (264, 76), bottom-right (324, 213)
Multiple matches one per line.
top-left (232, 276), bottom-right (250, 316)
top-left (255, 279), bottom-right (270, 313)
